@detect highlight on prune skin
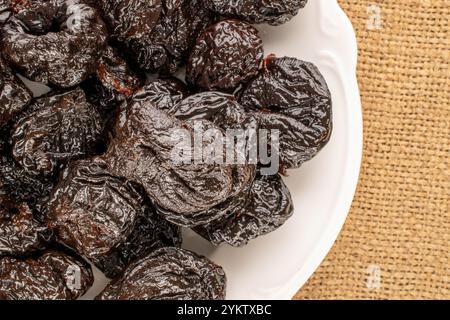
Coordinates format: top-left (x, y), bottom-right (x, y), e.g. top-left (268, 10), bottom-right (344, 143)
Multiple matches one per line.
top-left (0, 196), bottom-right (51, 257)
top-left (194, 173), bottom-right (293, 247)
top-left (0, 250), bottom-right (93, 300)
top-left (187, 19), bottom-right (264, 92)
top-left (104, 100), bottom-right (236, 226)
top-left (48, 158), bottom-right (182, 278)
top-left (11, 88), bottom-right (104, 178)
top-left (0, 57), bottom-right (32, 128)
top-left (204, 0), bottom-right (308, 26)
top-left (239, 56), bottom-right (333, 169)
top-left (1, 0), bottom-right (108, 88)
top-left (96, 247), bottom-right (226, 300)
top-left (81, 46), bottom-right (145, 115)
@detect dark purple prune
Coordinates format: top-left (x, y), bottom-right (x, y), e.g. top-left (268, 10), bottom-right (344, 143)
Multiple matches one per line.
top-left (48, 158), bottom-right (181, 278)
top-left (204, 0), bottom-right (308, 26)
top-left (96, 247), bottom-right (226, 300)
top-left (0, 250), bottom-right (93, 300)
top-left (0, 196), bottom-right (51, 257)
top-left (0, 0), bottom-right (11, 25)
top-left (194, 173), bottom-right (293, 247)
top-left (1, 0), bottom-right (108, 88)
top-left (187, 19), bottom-right (264, 92)
top-left (0, 57), bottom-right (32, 128)
top-left (239, 56), bottom-right (333, 169)
top-left (11, 88), bottom-right (104, 178)
top-left (81, 46), bottom-right (145, 115)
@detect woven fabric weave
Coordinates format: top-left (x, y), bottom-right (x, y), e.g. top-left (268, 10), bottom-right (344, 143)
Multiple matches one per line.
top-left (295, 0), bottom-right (449, 299)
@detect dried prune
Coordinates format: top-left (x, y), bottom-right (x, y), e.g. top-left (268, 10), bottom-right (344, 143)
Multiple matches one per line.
top-left (239, 56), bottom-right (333, 169)
top-left (81, 46), bottom-right (145, 115)
top-left (195, 172), bottom-right (293, 247)
top-left (96, 247), bottom-right (226, 300)
top-left (0, 0), bottom-right (11, 25)
top-left (48, 159), bottom-right (181, 278)
top-left (11, 88), bottom-right (104, 178)
top-left (0, 196), bottom-right (51, 257)
top-left (204, 0), bottom-right (308, 26)
top-left (187, 19), bottom-right (264, 92)
top-left (0, 57), bottom-right (32, 128)
top-left (1, 0), bottom-right (108, 88)
top-left (0, 250), bottom-right (93, 300)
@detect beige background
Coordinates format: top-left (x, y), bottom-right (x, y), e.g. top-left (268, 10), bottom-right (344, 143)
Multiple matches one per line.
top-left (295, 0), bottom-right (449, 299)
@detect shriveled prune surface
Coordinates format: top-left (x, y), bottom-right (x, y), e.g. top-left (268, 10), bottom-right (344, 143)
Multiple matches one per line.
top-left (1, 0), bottom-right (108, 88)
top-left (0, 57), bottom-right (32, 128)
top-left (82, 46), bottom-right (145, 115)
top-left (204, 0), bottom-right (308, 26)
top-left (239, 56), bottom-right (333, 169)
top-left (195, 173), bottom-right (293, 247)
top-left (12, 88), bottom-right (104, 178)
top-left (105, 100), bottom-right (236, 226)
top-left (48, 159), bottom-right (181, 278)
top-left (0, 196), bottom-right (51, 257)
top-left (187, 19), bottom-right (264, 92)
top-left (96, 247), bottom-right (226, 300)
top-left (0, 250), bottom-right (93, 300)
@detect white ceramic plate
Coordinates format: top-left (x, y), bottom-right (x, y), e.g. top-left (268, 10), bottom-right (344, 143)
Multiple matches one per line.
top-left (23, 0), bottom-right (362, 300)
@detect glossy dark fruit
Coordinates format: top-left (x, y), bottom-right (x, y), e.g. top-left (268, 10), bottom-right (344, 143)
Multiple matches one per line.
top-left (0, 0), bottom-right (11, 25)
top-left (82, 46), bottom-right (145, 115)
top-left (0, 57), bottom-right (32, 128)
top-left (194, 173), bottom-right (293, 247)
top-left (105, 100), bottom-right (236, 226)
top-left (48, 159), bottom-right (181, 278)
top-left (0, 155), bottom-right (55, 221)
top-left (0, 250), bottom-right (93, 300)
top-left (204, 0), bottom-right (308, 25)
top-left (1, 0), bottom-right (108, 88)
top-left (96, 247), bottom-right (226, 300)
top-left (239, 56), bottom-right (333, 169)
top-left (187, 19), bottom-right (264, 91)
top-left (132, 77), bottom-right (189, 113)
top-left (0, 196), bottom-right (51, 257)
top-left (11, 88), bottom-right (104, 178)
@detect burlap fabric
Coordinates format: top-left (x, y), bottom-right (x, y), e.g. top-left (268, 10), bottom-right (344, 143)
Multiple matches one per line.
top-left (295, 0), bottom-right (449, 299)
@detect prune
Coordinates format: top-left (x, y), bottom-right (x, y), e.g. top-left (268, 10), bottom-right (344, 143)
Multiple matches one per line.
top-left (187, 19), bottom-right (264, 92)
top-left (96, 247), bottom-right (226, 300)
top-left (81, 46), bottom-right (145, 115)
top-left (99, 0), bottom-right (214, 73)
top-left (194, 173), bottom-right (293, 247)
top-left (0, 196), bottom-right (51, 257)
top-left (0, 0), bottom-right (10, 25)
top-left (239, 56), bottom-right (333, 169)
top-left (1, 0), bottom-right (108, 88)
top-left (11, 88), bottom-right (104, 178)
top-left (204, 0), bottom-right (308, 26)
top-left (0, 57), bottom-right (32, 128)
top-left (104, 101), bottom-right (235, 226)
top-left (48, 159), bottom-right (181, 278)
top-left (0, 250), bottom-right (93, 300)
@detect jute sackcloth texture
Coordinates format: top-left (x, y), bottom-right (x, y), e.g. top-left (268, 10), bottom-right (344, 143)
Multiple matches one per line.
top-left (295, 0), bottom-right (449, 299)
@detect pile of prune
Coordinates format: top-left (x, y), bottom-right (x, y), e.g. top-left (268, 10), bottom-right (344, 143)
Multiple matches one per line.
top-left (0, 0), bottom-right (332, 300)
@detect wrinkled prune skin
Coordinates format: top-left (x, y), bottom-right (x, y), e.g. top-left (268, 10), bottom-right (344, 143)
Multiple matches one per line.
top-left (48, 159), bottom-right (181, 278)
top-left (0, 156), bottom-right (54, 221)
top-left (96, 247), bottom-right (226, 300)
top-left (239, 56), bottom-right (333, 169)
top-left (0, 250), bottom-right (93, 300)
top-left (187, 19), bottom-right (264, 92)
top-left (204, 0), bottom-right (308, 26)
top-left (104, 101), bottom-right (236, 226)
top-left (0, 196), bottom-right (51, 257)
top-left (82, 46), bottom-right (145, 115)
top-left (0, 57), bottom-right (32, 128)
top-left (1, 0), bottom-right (108, 88)
top-left (132, 77), bottom-right (189, 113)
top-left (11, 89), bottom-right (104, 178)
top-left (195, 173), bottom-right (293, 247)
top-left (0, 0), bottom-right (11, 25)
